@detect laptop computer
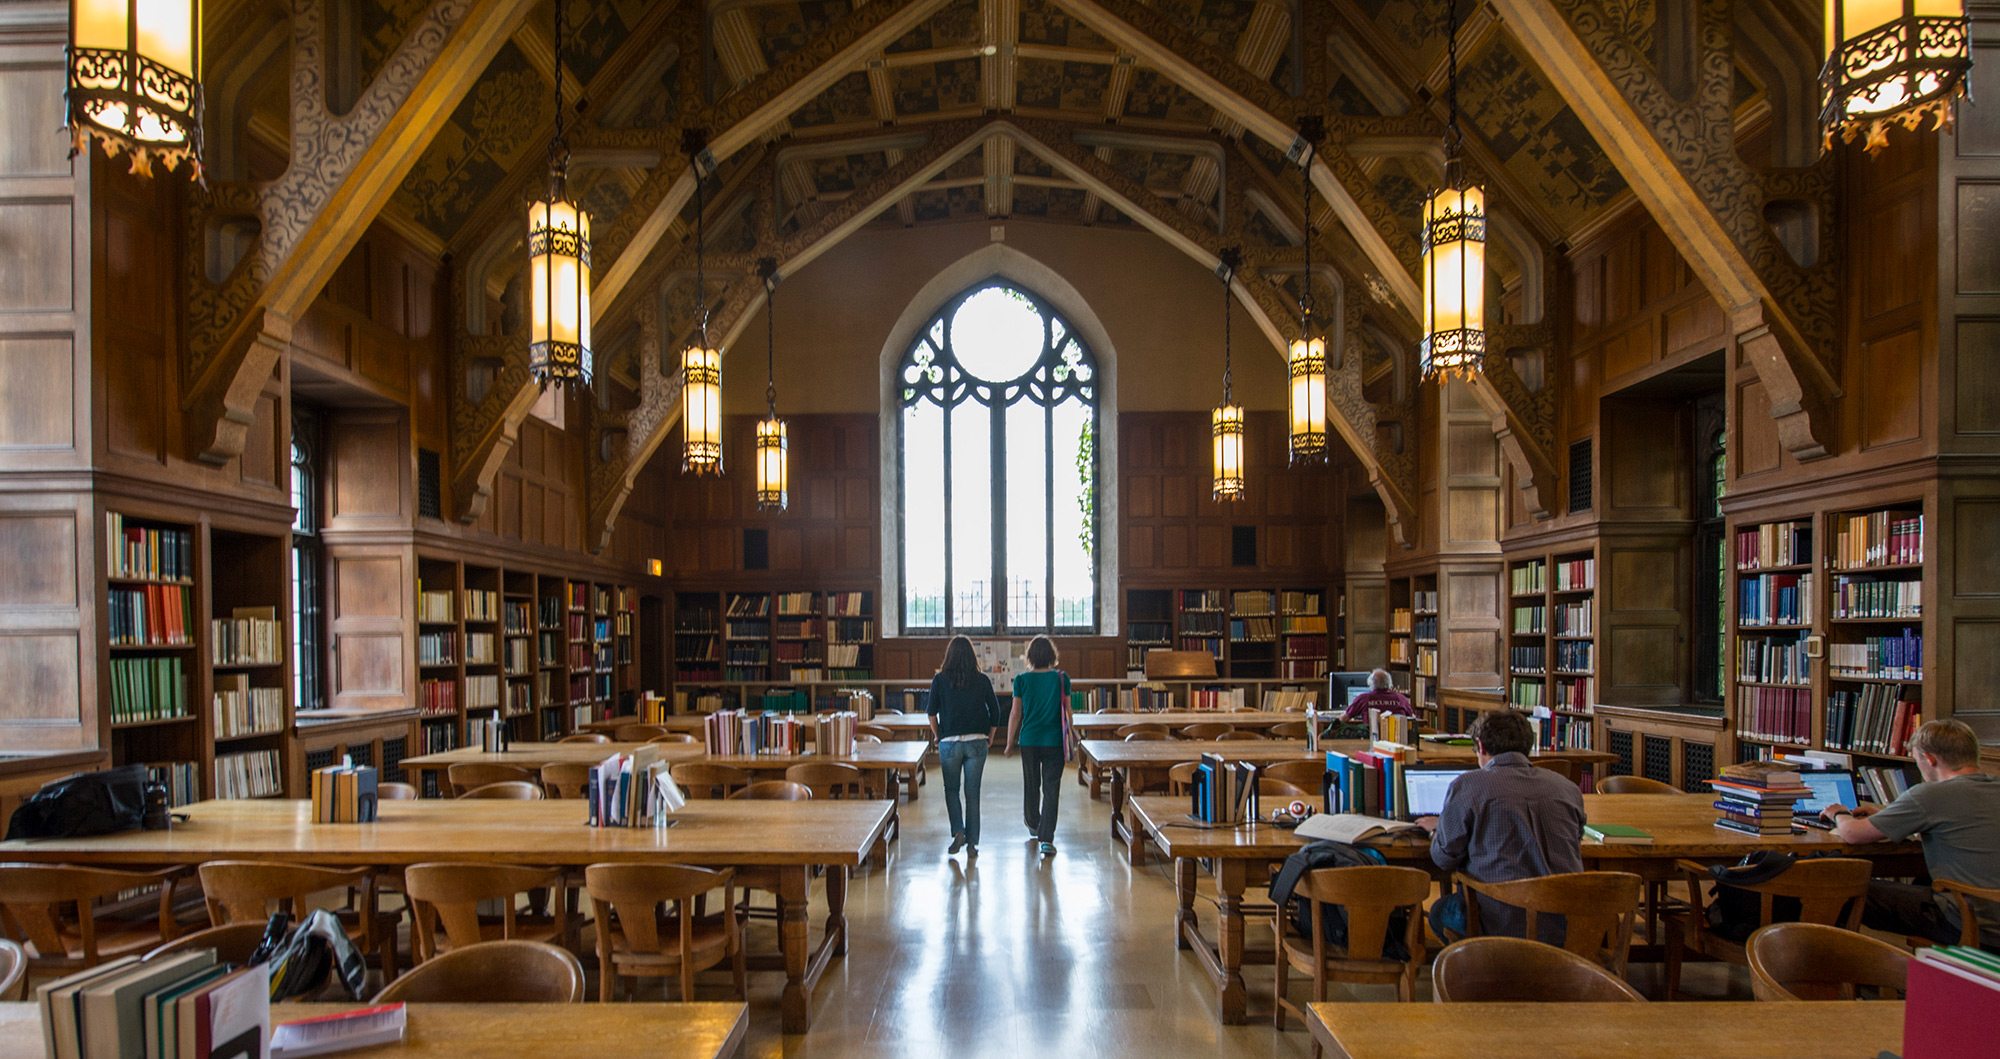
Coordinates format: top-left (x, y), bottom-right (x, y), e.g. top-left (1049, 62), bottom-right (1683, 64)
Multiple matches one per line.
top-left (1791, 769), bottom-right (1860, 827)
top-left (1402, 767), bottom-right (1472, 820)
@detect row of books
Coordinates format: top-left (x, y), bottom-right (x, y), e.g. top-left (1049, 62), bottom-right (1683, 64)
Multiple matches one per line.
top-left (1191, 754), bottom-right (1262, 823)
top-left (310, 762), bottom-right (380, 823)
top-left (568, 583), bottom-right (591, 610)
top-left (817, 712), bottom-right (861, 756)
top-left (147, 761), bottom-right (199, 807)
top-left (1553, 557), bottom-right (1595, 591)
top-left (538, 596), bottom-right (564, 628)
top-left (505, 601), bottom-right (533, 635)
top-left (1833, 575), bottom-right (1921, 619)
top-left (1230, 616), bottom-right (1278, 641)
top-left (726, 620), bottom-right (772, 639)
top-left (212, 675), bottom-right (284, 738)
top-left (775, 618), bottom-right (820, 638)
top-left (1325, 744), bottom-right (1417, 819)
top-left (1189, 686), bottom-right (1249, 711)
top-left (1829, 633), bottom-right (1923, 679)
top-left (417, 679), bottom-right (455, 717)
top-left (1735, 635), bottom-right (1810, 685)
top-left (829, 592), bottom-right (873, 615)
top-left (1736, 685), bottom-right (1811, 744)
top-left (1261, 688), bottom-right (1323, 711)
top-left (109, 583), bottom-right (193, 646)
top-left (702, 710), bottom-right (807, 755)
top-left (1554, 641), bottom-right (1592, 673)
top-left (1537, 712), bottom-right (1594, 750)
top-left (773, 642), bottom-right (818, 664)
top-left (416, 586), bottom-right (453, 623)
top-left (1511, 560), bottom-right (1547, 596)
top-left (1554, 600), bottom-right (1592, 635)
top-left (725, 644), bottom-right (769, 663)
top-left (465, 632), bottom-right (495, 665)
top-left (1834, 511), bottom-right (1923, 568)
top-left (1412, 590), bottom-right (1439, 612)
top-left (1554, 675), bottom-right (1594, 710)
top-left (504, 637), bottom-right (532, 673)
top-left (1710, 761), bottom-right (1808, 836)
top-left (1509, 645), bottom-right (1546, 674)
top-left (106, 513), bottom-right (193, 582)
top-left (1825, 683), bottom-right (1920, 755)
top-left (210, 609), bottom-right (281, 665)
top-left (571, 643), bottom-right (598, 669)
top-left (1737, 520), bottom-right (1812, 570)
top-left (1280, 614), bottom-right (1328, 634)
top-left (1278, 591), bottom-right (1322, 615)
top-left (110, 655), bottom-right (187, 724)
top-left (771, 592), bottom-right (817, 615)
top-left (726, 595), bottom-right (772, 617)
top-left (1280, 659), bottom-right (1332, 678)
top-left (1282, 636), bottom-right (1329, 658)
top-left (421, 722), bottom-right (456, 754)
top-left (37, 949), bottom-right (276, 1059)
top-left (829, 618), bottom-right (874, 641)
top-left (1180, 589), bottom-right (1223, 610)
top-left (588, 747), bottom-right (680, 827)
top-left (1412, 616), bottom-right (1439, 641)
top-left (1512, 604), bottom-right (1546, 634)
top-left (539, 631), bottom-right (565, 665)
top-left (462, 589), bottom-right (499, 622)
top-left (465, 716), bottom-right (510, 752)
top-left (465, 674), bottom-right (499, 710)
top-left (1390, 608), bottom-right (1413, 633)
top-left (1180, 612), bottom-right (1226, 634)
top-left (1388, 639), bottom-right (1412, 664)
top-left (504, 681), bottom-right (532, 716)
top-left (1180, 635), bottom-right (1224, 659)
top-left (1231, 591), bottom-right (1276, 614)
top-left (1510, 677), bottom-right (1546, 708)
top-left (417, 631), bottom-right (455, 666)
top-left (1738, 573), bottom-right (1812, 626)
top-left (215, 749), bottom-right (282, 798)
top-left (827, 644), bottom-right (866, 666)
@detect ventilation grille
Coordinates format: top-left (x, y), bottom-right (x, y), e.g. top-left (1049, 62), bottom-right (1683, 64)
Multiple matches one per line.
top-left (381, 736), bottom-right (407, 783)
top-left (418, 448), bottom-right (442, 520)
top-left (304, 748), bottom-right (337, 773)
top-left (1608, 729), bottom-right (1635, 776)
top-left (346, 743), bottom-right (372, 769)
top-left (1442, 707), bottom-right (1461, 733)
top-left (1231, 525), bottom-right (1257, 567)
top-left (743, 528), bottom-right (769, 570)
top-left (1683, 741), bottom-right (1716, 793)
top-left (1568, 439), bottom-right (1593, 513)
top-left (1641, 735), bottom-right (1674, 786)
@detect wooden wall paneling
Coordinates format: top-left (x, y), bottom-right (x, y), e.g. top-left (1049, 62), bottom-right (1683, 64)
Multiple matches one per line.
top-left (1439, 562), bottom-right (1503, 688)
top-left (324, 544), bottom-right (414, 710)
top-left (327, 408), bottom-right (410, 532)
top-left (0, 493), bottom-right (95, 748)
top-left (1344, 495), bottom-right (1388, 670)
top-left (1938, 26), bottom-right (2000, 459)
top-left (1598, 530), bottom-right (1690, 706)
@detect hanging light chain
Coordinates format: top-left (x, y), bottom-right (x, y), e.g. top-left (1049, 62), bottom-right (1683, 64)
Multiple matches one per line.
top-left (550, 0), bottom-right (569, 184)
top-left (1218, 247), bottom-right (1240, 406)
top-left (684, 129), bottom-right (711, 347)
top-left (760, 257), bottom-right (779, 416)
top-left (1444, 0), bottom-right (1464, 187)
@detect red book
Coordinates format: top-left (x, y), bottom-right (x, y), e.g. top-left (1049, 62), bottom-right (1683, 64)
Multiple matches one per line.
top-left (1906, 953), bottom-right (2000, 1059)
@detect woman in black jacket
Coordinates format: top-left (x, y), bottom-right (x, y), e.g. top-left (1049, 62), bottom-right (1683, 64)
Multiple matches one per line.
top-left (927, 635), bottom-right (1002, 856)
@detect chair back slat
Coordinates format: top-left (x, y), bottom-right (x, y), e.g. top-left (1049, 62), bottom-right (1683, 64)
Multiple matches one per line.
top-left (1297, 866), bottom-right (1432, 965)
top-left (1747, 921), bottom-right (1909, 1000)
top-left (670, 763), bottom-right (751, 800)
top-left (1456, 872), bottom-right (1643, 971)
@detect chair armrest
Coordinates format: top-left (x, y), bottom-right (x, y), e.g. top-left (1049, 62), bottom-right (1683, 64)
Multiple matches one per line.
top-left (1672, 860), bottom-right (1713, 925)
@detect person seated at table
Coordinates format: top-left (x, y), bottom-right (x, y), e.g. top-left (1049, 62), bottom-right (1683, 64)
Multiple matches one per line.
top-left (1340, 668), bottom-right (1415, 724)
top-left (1418, 709), bottom-right (1584, 942)
top-left (1821, 718), bottom-right (2000, 951)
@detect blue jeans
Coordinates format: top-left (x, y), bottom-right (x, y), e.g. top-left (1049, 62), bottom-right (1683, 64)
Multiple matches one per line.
top-left (938, 738), bottom-right (989, 845)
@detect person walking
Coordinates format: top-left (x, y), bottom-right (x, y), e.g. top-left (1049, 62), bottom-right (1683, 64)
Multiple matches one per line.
top-left (1004, 636), bottom-right (1073, 858)
top-left (927, 635), bottom-right (1002, 856)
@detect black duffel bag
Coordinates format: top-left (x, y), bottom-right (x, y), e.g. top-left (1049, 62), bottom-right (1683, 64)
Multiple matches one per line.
top-left (4, 764), bottom-right (151, 840)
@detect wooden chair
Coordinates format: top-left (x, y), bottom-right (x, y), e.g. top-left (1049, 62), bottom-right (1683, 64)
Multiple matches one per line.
top-left (1453, 871), bottom-right (1644, 974)
top-left (143, 921), bottom-right (269, 965)
top-left (541, 762), bottom-right (593, 799)
top-left (558, 733), bottom-right (610, 744)
top-left (378, 781), bottom-right (418, 800)
top-left (0, 864), bottom-right (186, 972)
top-left (729, 781), bottom-right (813, 801)
top-left (1747, 922), bottom-right (1909, 1001)
top-left (1934, 879), bottom-right (2000, 946)
top-left (0, 939), bottom-right (25, 1002)
top-left (646, 733), bottom-right (699, 744)
top-left (402, 862), bottom-right (575, 962)
top-left (1664, 856), bottom-right (1872, 998)
top-left (374, 940), bottom-right (584, 1003)
top-left (855, 733), bottom-right (883, 744)
top-left (1261, 759), bottom-right (1328, 794)
top-left (1183, 722), bottom-right (1235, 740)
top-left (1218, 730), bottom-right (1266, 740)
top-left (1268, 721), bottom-right (1310, 740)
top-left (1432, 937), bottom-right (1648, 1002)
top-left (1598, 775), bottom-right (1681, 795)
top-left (614, 724), bottom-right (673, 741)
top-left (1115, 723), bottom-right (1170, 740)
top-left (447, 763), bottom-right (537, 796)
top-left (1258, 778), bottom-right (1316, 804)
top-left (1272, 865), bottom-right (1432, 1055)
top-left (1166, 762), bottom-right (1201, 795)
top-left (459, 780), bottom-right (545, 800)
top-left (670, 763), bottom-right (751, 800)
top-left (198, 862), bottom-right (397, 980)
top-left (785, 762), bottom-right (867, 800)
top-left (1529, 757), bottom-right (1577, 783)
top-left (857, 723), bottom-right (895, 742)
top-left (584, 864), bottom-right (746, 1002)
top-left (1121, 729), bottom-right (1173, 742)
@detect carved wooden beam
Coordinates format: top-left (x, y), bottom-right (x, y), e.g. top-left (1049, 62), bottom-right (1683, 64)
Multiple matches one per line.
top-left (182, 0), bottom-right (537, 464)
top-left (1486, 0), bottom-right (1840, 459)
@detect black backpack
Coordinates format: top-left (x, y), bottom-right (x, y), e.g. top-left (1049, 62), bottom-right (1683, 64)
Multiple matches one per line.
top-left (4, 764), bottom-right (150, 841)
top-left (1267, 840), bottom-right (1411, 960)
top-left (1704, 851), bottom-right (1807, 943)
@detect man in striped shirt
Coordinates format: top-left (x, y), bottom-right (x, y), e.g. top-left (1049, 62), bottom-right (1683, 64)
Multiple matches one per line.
top-left (1418, 709), bottom-right (1585, 941)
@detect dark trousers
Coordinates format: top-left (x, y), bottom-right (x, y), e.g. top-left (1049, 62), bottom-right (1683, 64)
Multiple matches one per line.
top-left (1864, 880), bottom-right (1967, 946)
top-left (1020, 745), bottom-right (1065, 843)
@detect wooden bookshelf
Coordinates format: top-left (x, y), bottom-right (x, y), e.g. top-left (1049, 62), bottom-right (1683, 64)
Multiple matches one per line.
top-left (1124, 584), bottom-right (1338, 681)
top-left (670, 588), bottom-right (876, 710)
top-left (1502, 546), bottom-right (1597, 751)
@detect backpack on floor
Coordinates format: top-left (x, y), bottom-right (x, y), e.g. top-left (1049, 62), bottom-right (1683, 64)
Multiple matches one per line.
top-left (1267, 840), bottom-right (1410, 960)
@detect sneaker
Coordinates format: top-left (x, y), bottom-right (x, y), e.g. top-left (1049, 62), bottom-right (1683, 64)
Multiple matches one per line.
top-left (948, 832), bottom-right (966, 855)
top-left (1039, 842), bottom-right (1056, 857)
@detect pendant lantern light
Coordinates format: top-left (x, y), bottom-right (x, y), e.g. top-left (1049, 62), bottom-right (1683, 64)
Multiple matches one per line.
top-left (526, 0), bottom-right (591, 390)
top-left (66, 0), bottom-right (204, 178)
top-left (754, 258), bottom-right (788, 512)
top-left (1212, 247), bottom-right (1246, 501)
top-left (1821, 0), bottom-right (1970, 153)
top-left (681, 129), bottom-right (724, 477)
top-left (1420, 0), bottom-right (1486, 383)
top-left (1288, 117), bottom-right (1328, 468)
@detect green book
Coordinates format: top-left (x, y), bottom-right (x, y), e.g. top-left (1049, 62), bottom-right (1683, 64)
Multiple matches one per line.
top-left (1583, 823), bottom-right (1654, 844)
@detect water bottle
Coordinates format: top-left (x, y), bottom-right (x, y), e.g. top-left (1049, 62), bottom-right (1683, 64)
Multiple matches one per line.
top-left (1304, 705), bottom-right (1320, 753)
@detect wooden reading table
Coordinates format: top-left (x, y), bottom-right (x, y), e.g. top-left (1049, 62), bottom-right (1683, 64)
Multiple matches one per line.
top-left (0, 798), bottom-right (892, 1033)
top-left (1306, 1000), bottom-right (1903, 1059)
top-left (402, 739), bottom-right (929, 801)
top-left (0, 1001), bottom-right (750, 1059)
top-left (1128, 792), bottom-right (1919, 1025)
top-left (1082, 738), bottom-right (1618, 864)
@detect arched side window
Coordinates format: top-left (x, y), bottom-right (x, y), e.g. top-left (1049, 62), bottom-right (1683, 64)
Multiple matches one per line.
top-left (899, 282), bottom-right (1099, 634)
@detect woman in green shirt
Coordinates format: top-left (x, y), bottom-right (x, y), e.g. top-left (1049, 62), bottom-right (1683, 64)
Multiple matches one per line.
top-left (1003, 636), bottom-right (1073, 857)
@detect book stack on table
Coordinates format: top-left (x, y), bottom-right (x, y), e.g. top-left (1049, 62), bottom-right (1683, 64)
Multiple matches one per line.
top-left (1710, 761), bottom-right (1809, 836)
top-left (36, 952), bottom-right (269, 1059)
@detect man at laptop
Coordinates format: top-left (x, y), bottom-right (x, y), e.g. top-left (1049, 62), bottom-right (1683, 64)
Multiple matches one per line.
top-left (1419, 710), bottom-right (1585, 941)
top-left (1821, 719), bottom-right (2000, 950)
top-left (1341, 668), bottom-right (1416, 724)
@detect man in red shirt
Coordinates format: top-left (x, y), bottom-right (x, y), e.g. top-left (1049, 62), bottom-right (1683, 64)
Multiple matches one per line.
top-left (1340, 668), bottom-right (1414, 724)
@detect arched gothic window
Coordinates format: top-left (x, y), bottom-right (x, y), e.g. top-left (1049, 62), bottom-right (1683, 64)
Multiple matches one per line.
top-left (899, 282), bottom-right (1099, 634)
